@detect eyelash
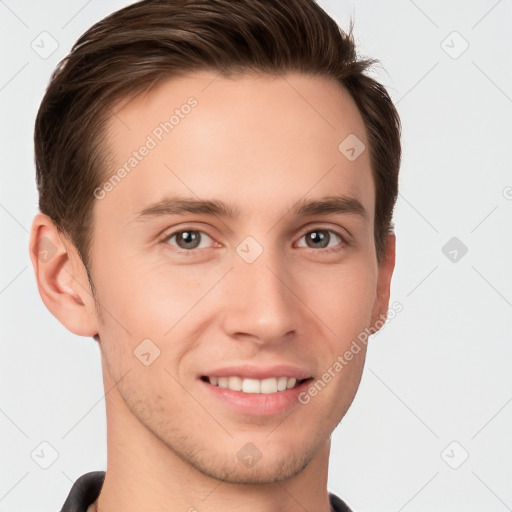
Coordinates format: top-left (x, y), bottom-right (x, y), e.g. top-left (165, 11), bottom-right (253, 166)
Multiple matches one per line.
top-left (160, 227), bottom-right (348, 255)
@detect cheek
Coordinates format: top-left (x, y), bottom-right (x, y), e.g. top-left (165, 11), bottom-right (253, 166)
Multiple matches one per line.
top-left (92, 255), bottom-right (222, 367)
top-left (295, 256), bottom-right (378, 345)
top-left (94, 250), bottom-right (202, 323)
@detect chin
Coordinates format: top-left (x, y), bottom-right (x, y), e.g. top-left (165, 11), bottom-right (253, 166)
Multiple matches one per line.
top-left (192, 450), bottom-right (313, 484)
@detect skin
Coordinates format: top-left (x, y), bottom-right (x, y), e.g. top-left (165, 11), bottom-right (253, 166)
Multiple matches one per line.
top-left (30, 71), bottom-right (395, 512)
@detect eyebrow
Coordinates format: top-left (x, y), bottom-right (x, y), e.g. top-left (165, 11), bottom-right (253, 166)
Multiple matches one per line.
top-left (292, 195), bottom-right (367, 219)
top-left (134, 195), bottom-right (367, 221)
top-left (134, 197), bottom-right (239, 219)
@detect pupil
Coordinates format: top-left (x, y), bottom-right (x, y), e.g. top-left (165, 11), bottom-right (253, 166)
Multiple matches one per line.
top-left (178, 231), bottom-right (200, 249)
top-left (308, 230), bottom-right (329, 248)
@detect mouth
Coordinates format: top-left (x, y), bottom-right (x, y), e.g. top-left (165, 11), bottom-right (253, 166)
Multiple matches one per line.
top-left (198, 364), bottom-right (314, 415)
top-left (200, 375), bottom-right (311, 394)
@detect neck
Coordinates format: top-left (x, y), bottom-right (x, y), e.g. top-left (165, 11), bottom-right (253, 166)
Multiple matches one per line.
top-left (95, 365), bottom-right (333, 512)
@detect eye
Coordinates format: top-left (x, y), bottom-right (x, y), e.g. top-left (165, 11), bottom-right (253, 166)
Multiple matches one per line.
top-left (296, 229), bottom-right (345, 251)
top-left (164, 230), bottom-right (214, 251)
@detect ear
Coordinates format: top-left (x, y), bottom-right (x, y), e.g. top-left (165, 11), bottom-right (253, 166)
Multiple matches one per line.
top-left (29, 213), bottom-right (99, 338)
top-left (370, 232), bottom-right (396, 331)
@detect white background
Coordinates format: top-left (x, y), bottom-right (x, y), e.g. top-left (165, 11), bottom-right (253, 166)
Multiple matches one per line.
top-left (0, 1), bottom-right (511, 511)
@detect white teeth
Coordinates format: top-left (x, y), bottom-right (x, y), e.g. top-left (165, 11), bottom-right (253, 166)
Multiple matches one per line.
top-left (228, 376), bottom-right (242, 391)
top-left (207, 375), bottom-right (302, 393)
top-left (242, 378), bottom-right (260, 393)
top-left (277, 376), bottom-right (288, 391)
top-left (260, 377), bottom-right (277, 394)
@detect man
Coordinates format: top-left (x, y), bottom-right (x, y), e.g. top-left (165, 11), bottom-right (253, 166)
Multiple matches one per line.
top-left (29, 0), bottom-right (401, 510)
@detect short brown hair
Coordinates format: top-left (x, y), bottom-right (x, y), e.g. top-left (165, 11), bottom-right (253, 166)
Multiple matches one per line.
top-left (34, 0), bottom-right (401, 272)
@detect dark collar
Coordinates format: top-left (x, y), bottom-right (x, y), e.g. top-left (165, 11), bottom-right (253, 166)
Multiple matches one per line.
top-left (60, 471), bottom-right (353, 512)
top-left (60, 471), bottom-right (105, 512)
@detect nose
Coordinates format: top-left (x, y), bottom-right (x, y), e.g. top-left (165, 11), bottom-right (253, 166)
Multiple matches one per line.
top-left (219, 249), bottom-right (300, 345)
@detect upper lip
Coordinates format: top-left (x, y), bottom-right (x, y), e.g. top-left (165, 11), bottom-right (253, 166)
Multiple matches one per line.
top-left (201, 364), bottom-right (312, 380)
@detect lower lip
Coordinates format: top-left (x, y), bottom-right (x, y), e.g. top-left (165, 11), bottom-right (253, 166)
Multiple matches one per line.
top-left (199, 378), bottom-right (312, 416)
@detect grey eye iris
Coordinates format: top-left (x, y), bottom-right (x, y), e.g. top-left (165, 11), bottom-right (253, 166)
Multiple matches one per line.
top-left (306, 230), bottom-right (330, 248)
top-left (176, 231), bottom-right (201, 249)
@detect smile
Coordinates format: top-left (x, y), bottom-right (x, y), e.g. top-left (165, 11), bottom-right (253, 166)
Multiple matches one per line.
top-left (202, 376), bottom-right (307, 393)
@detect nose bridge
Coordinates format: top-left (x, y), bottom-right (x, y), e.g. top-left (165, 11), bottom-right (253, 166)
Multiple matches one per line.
top-left (221, 241), bottom-right (298, 342)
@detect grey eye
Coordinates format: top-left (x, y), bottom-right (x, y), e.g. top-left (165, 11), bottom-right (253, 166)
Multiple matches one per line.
top-left (297, 229), bottom-right (342, 249)
top-left (166, 230), bottom-right (213, 250)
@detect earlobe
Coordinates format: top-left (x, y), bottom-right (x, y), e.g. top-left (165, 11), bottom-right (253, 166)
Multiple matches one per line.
top-left (29, 213), bottom-right (99, 337)
top-left (370, 233), bottom-right (396, 330)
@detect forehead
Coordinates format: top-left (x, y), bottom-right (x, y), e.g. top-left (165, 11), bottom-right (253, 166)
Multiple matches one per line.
top-left (96, 71), bottom-right (374, 226)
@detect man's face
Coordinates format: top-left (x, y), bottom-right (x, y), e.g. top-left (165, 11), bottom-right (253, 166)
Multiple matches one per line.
top-left (87, 71), bottom-right (390, 483)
